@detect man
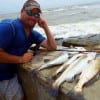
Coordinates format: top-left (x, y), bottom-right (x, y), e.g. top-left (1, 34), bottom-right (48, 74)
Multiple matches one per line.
top-left (0, 0), bottom-right (57, 99)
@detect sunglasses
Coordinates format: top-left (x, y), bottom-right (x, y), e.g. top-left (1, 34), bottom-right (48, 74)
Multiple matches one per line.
top-left (25, 10), bottom-right (40, 18)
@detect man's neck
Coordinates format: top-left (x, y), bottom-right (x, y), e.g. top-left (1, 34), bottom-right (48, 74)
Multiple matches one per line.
top-left (20, 19), bottom-right (33, 37)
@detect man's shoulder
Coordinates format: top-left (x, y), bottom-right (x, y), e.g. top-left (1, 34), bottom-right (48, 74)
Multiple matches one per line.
top-left (0, 19), bottom-right (17, 37)
top-left (0, 19), bottom-right (16, 28)
top-left (1, 18), bottom-right (14, 23)
top-left (0, 19), bottom-right (12, 29)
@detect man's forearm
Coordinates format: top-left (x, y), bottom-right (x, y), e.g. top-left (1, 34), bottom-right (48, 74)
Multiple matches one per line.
top-left (0, 52), bottom-right (23, 63)
top-left (44, 25), bottom-right (57, 49)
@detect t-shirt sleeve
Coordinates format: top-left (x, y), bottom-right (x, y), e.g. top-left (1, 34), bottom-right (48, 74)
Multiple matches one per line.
top-left (0, 23), bottom-right (14, 49)
top-left (32, 30), bottom-right (45, 45)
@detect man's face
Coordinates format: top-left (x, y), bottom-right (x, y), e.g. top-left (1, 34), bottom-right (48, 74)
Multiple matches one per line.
top-left (21, 8), bottom-right (41, 28)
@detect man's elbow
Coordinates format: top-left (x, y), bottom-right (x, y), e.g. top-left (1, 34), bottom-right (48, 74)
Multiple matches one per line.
top-left (49, 45), bottom-right (57, 50)
top-left (53, 45), bottom-right (57, 50)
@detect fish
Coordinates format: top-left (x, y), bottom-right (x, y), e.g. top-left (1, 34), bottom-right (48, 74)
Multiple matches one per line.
top-left (74, 56), bottom-right (100, 93)
top-left (36, 52), bottom-right (69, 71)
top-left (53, 53), bottom-right (84, 77)
top-left (52, 54), bottom-right (87, 89)
top-left (52, 52), bottom-right (96, 89)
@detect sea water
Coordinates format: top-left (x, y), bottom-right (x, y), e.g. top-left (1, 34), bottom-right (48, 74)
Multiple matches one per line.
top-left (0, 0), bottom-right (100, 14)
top-left (0, 1), bottom-right (100, 40)
top-left (34, 2), bottom-right (100, 39)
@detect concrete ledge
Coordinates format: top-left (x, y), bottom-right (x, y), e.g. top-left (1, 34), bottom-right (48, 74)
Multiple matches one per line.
top-left (18, 50), bottom-right (100, 100)
top-left (62, 34), bottom-right (100, 47)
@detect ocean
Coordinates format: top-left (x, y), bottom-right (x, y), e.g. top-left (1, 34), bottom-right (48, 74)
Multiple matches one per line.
top-left (0, 1), bottom-right (100, 40)
top-left (35, 2), bottom-right (100, 39)
top-left (0, 0), bottom-right (100, 14)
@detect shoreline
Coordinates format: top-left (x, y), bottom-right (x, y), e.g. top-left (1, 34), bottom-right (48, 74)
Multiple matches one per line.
top-left (0, 2), bottom-right (100, 25)
top-left (0, 3), bottom-right (100, 39)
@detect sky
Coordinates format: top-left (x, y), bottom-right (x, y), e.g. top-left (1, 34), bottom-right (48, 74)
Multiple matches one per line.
top-left (0, 0), bottom-right (100, 14)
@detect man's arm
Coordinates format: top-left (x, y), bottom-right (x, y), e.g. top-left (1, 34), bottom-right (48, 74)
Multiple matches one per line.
top-left (0, 49), bottom-right (33, 64)
top-left (38, 17), bottom-right (57, 50)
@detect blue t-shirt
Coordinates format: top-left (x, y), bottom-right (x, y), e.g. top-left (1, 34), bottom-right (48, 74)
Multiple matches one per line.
top-left (0, 18), bottom-right (45, 81)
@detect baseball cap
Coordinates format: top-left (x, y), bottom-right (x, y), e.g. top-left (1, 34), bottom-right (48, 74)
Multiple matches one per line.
top-left (23, 0), bottom-right (41, 13)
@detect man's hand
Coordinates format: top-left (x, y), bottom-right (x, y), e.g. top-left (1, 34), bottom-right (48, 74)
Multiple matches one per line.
top-left (20, 52), bottom-right (33, 63)
top-left (38, 17), bottom-right (48, 29)
top-left (37, 17), bottom-right (57, 50)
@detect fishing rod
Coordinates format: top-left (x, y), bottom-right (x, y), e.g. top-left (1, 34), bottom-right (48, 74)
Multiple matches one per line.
top-left (53, 48), bottom-right (100, 53)
top-left (29, 46), bottom-right (100, 54)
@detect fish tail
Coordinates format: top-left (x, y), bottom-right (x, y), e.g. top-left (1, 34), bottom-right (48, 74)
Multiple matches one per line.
top-left (36, 63), bottom-right (48, 71)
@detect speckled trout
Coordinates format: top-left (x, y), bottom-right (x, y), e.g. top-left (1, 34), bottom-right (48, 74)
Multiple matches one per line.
top-left (53, 52), bottom-right (96, 89)
top-left (74, 56), bottom-right (100, 93)
top-left (53, 53), bottom-right (84, 77)
top-left (37, 52), bottom-right (69, 71)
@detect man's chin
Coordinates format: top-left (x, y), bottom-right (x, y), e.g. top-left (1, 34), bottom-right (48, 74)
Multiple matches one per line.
top-left (28, 21), bottom-right (36, 27)
top-left (29, 24), bottom-right (35, 28)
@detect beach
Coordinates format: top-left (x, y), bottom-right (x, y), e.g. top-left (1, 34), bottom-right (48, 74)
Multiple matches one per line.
top-left (0, 2), bottom-right (100, 100)
top-left (0, 2), bottom-right (100, 39)
top-left (35, 2), bottom-right (100, 39)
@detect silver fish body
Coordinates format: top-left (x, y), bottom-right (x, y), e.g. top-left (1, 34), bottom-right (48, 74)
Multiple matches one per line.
top-left (37, 52), bottom-right (69, 71)
top-left (54, 53), bottom-right (84, 76)
top-left (53, 52), bottom-right (96, 89)
top-left (74, 56), bottom-right (100, 93)
top-left (65, 52), bottom-right (96, 82)
top-left (53, 54), bottom-right (87, 89)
